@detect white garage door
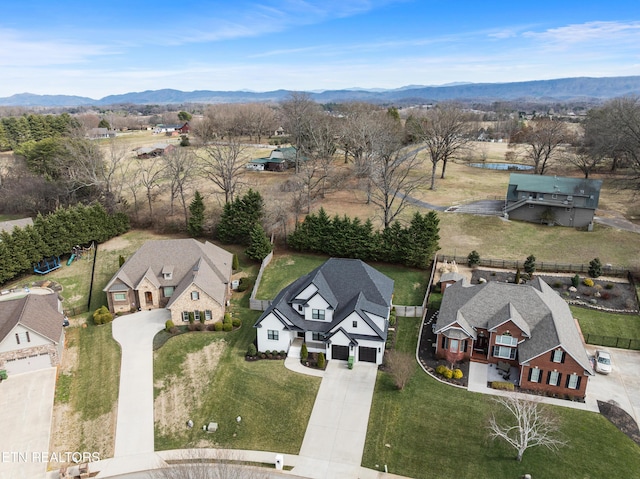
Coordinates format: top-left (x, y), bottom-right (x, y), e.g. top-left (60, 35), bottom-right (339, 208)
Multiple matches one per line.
top-left (4, 353), bottom-right (52, 375)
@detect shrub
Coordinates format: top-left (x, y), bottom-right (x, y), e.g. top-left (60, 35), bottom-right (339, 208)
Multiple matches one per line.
top-left (188, 311), bottom-right (195, 324)
top-left (452, 368), bottom-right (463, 380)
top-left (118, 255), bottom-right (126, 267)
top-left (223, 312), bottom-right (232, 324)
top-left (165, 319), bottom-right (175, 332)
top-left (588, 257), bottom-right (603, 278)
top-left (605, 283), bottom-right (614, 290)
top-left (435, 364), bottom-right (448, 375)
top-left (467, 250), bottom-right (480, 267)
top-left (93, 306), bottom-right (113, 325)
top-left (199, 311), bottom-right (206, 324)
top-left (443, 368), bottom-right (453, 379)
top-left (260, 353), bottom-right (266, 359)
top-left (601, 292), bottom-right (611, 300)
top-left (195, 322), bottom-right (206, 331)
top-left (491, 381), bottom-right (515, 391)
top-left (583, 278), bottom-right (594, 287)
top-left (213, 321), bottom-right (223, 331)
top-left (552, 281), bottom-right (563, 288)
top-left (232, 254), bottom-right (239, 271)
top-left (232, 318), bottom-right (241, 327)
top-left (524, 254), bottom-right (536, 275)
top-left (515, 267), bottom-right (521, 285)
top-left (317, 352), bottom-right (326, 369)
top-left (280, 350), bottom-right (286, 357)
top-left (237, 277), bottom-right (253, 292)
top-left (169, 326), bottom-right (178, 334)
top-left (571, 274), bottom-right (580, 288)
top-left (223, 323), bottom-right (233, 332)
top-left (301, 343), bottom-right (309, 361)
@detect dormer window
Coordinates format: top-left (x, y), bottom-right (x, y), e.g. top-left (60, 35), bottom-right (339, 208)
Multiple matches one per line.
top-left (312, 309), bottom-right (325, 320)
top-left (162, 265), bottom-right (174, 280)
top-left (163, 272), bottom-right (172, 280)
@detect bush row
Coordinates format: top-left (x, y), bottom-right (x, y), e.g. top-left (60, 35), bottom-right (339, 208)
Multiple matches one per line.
top-left (435, 365), bottom-right (463, 380)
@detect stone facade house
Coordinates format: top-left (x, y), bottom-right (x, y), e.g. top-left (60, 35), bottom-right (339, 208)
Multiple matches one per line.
top-left (104, 239), bottom-right (233, 324)
top-left (254, 258), bottom-right (394, 365)
top-left (434, 277), bottom-right (594, 399)
top-left (504, 173), bottom-right (602, 228)
top-left (0, 293), bottom-right (65, 375)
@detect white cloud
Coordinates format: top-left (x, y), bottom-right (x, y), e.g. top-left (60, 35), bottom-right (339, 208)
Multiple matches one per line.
top-left (523, 21), bottom-right (640, 45)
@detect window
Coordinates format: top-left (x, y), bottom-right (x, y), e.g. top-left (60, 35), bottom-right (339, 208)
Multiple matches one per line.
top-left (566, 373), bottom-right (580, 390)
top-left (529, 367), bottom-right (542, 383)
top-left (547, 370), bottom-right (561, 386)
top-left (191, 291), bottom-right (200, 300)
top-left (163, 286), bottom-right (174, 298)
top-left (182, 311), bottom-right (189, 322)
top-left (194, 311), bottom-right (200, 321)
top-left (528, 204), bottom-right (535, 208)
top-left (450, 339), bottom-right (459, 353)
top-left (551, 349), bottom-right (565, 363)
top-left (163, 272), bottom-right (172, 280)
top-left (267, 330), bottom-right (279, 340)
top-left (441, 336), bottom-right (449, 349)
top-left (15, 331), bottom-right (30, 345)
top-left (352, 320), bottom-right (358, 328)
top-left (312, 332), bottom-right (324, 341)
top-left (297, 304), bottom-right (303, 312)
top-left (205, 310), bottom-right (212, 320)
top-left (114, 293), bottom-right (127, 301)
top-left (493, 345), bottom-right (517, 360)
top-left (495, 335), bottom-right (518, 347)
top-left (312, 309), bottom-right (325, 320)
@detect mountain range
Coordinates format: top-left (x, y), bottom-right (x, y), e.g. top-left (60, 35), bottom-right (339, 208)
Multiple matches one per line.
top-left (1, 76), bottom-right (639, 107)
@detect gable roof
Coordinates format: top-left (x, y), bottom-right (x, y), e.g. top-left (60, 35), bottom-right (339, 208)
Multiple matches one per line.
top-left (436, 278), bottom-right (592, 374)
top-left (0, 294), bottom-right (64, 344)
top-left (507, 173), bottom-right (602, 209)
top-left (255, 258), bottom-right (393, 340)
top-left (104, 239), bottom-right (232, 306)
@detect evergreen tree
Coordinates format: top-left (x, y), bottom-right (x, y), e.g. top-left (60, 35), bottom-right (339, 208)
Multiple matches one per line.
top-left (524, 255), bottom-right (536, 275)
top-left (467, 250), bottom-right (480, 267)
top-left (245, 223), bottom-right (273, 261)
top-left (405, 211), bottom-right (440, 268)
top-left (588, 257), bottom-right (603, 278)
top-left (216, 189), bottom-right (264, 245)
top-left (187, 191), bottom-right (205, 237)
top-left (98, 118), bottom-right (111, 129)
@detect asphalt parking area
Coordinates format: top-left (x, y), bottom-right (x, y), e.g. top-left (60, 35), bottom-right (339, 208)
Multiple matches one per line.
top-left (0, 368), bottom-right (57, 479)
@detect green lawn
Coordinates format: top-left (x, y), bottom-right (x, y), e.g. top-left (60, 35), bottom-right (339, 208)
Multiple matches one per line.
top-left (363, 317), bottom-right (640, 479)
top-left (154, 276), bottom-right (321, 453)
top-left (573, 305), bottom-right (640, 342)
top-left (256, 252), bottom-right (429, 305)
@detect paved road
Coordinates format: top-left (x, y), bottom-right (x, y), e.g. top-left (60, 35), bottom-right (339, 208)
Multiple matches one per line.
top-left (111, 310), bottom-right (168, 458)
top-left (0, 368), bottom-right (57, 479)
top-left (294, 361), bottom-right (378, 479)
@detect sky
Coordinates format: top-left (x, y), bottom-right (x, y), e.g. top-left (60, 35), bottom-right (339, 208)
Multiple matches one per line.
top-left (1, 0), bottom-right (640, 98)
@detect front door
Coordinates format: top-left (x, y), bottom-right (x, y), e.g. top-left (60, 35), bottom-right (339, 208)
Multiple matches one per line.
top-left (475, 335), bottom-right (488, 355)
top-left (145, 291), bottom-right (153, 304)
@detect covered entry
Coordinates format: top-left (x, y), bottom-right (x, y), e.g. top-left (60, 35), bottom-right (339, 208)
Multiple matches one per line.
top-left (331, 344), bottom-right (349, 360)
top-left (358, 346), bottom-right (377, 363)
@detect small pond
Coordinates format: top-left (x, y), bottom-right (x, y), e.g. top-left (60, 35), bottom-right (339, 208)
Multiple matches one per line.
top-left (468, 162), bottom-right (534, 171)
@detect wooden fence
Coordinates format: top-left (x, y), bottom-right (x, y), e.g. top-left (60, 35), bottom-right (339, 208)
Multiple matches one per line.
top-left (438, 254), bottom-right (631, 277)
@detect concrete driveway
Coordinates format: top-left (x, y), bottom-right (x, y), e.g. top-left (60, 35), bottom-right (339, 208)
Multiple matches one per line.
top-left (585, 345), bottom-right (640, 423)
top-left (0, 368), bottom-right (57, 479)
top-left (294, 361), bottom-right (378, 479)
top-left (111, 309), bottom-right (168, 458)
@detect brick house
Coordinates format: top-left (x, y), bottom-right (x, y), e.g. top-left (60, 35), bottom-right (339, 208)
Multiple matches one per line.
top-left (0, 293), bottom-right (65, 375)
top-left (433, 277), bottom-right (594, 399)
top-left (504, 173), bottom-right (602, 228)
top-left (103, 239), bottom-right (233, 324)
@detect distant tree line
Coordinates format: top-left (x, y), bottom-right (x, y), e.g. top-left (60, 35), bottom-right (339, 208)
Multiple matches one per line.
top-left (0, 113), bottom-right (79, 150)
top-left (0, 203), bottom-right (129, 285)
top-left (288, 207), bottom-right (440, 269)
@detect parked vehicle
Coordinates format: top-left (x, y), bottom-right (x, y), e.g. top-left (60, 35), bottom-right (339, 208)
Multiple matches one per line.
top-left (595, 350), bottom-right (612, 374)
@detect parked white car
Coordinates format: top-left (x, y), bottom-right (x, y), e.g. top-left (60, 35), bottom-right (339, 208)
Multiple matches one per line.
top-left (595, 350), bottom-right (612, 374)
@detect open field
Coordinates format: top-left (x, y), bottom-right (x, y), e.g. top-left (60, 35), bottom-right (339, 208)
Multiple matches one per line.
top-left (363, 317), bottom-right (640, 479)
top-left (256, 252), bottom-right (429, 305)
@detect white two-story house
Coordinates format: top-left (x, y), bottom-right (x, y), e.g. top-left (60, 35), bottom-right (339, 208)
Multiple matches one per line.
top-left (254, 258), bottom-right (394, 365)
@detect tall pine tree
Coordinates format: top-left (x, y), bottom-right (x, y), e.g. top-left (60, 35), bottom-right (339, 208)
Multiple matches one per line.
top-left (245, 223), bottom-right (273, 261)
top-left (187, 191), bottom-right (205, 237)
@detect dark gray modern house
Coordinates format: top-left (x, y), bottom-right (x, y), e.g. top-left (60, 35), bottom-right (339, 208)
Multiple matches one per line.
top-left (504, 174), bottom-right (602, 228)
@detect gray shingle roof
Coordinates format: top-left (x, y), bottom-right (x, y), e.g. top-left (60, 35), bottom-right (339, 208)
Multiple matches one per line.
top-left (255, 258), bottom-right (394, 340)
top-left (435, 278), bottom-right (592, 373)
top-left (0, 294), bottom-right (64, 344)
top-left (104, 239), bottom-right (232, 306)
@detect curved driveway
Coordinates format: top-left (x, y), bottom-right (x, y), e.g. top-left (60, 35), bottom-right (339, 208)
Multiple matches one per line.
top-left (111, 310), bottom-right (168, 458)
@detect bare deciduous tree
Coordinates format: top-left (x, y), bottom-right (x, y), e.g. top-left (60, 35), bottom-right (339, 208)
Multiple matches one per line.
top-left (509, 118), bottom-right (571, 175)
top-left (100, 138), bottom-right (131, 212)
top-left (199, 139), bottom-right (247, 204)
top-left (488, 394), bottom-right (566, 462)
top-left (162, 147), bottom-right (197, 224)
top-left (280, 92), bottom-right (321, 173)
top-left (384, 350), bottom-right (416, 390)
top-left (135, 157), bottom-right (166, 218)
top-left (410, 105), bottom-right (472, 189)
